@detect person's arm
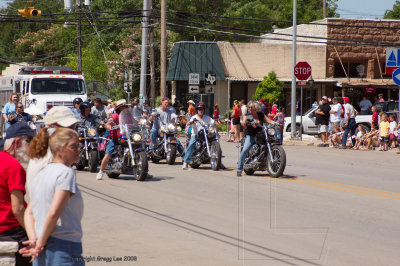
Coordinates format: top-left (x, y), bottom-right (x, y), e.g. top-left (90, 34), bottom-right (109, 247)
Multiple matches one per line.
top-left (263, 114), bottom-right (276, 124)
top-left (24, 202), bottom-right (36, 241)
top-left (241, 115), bottom-right (248, 127)
top-left (10, 189), bottom-right (26, 228)
top-left (36, 190), bottom-right (71, 249)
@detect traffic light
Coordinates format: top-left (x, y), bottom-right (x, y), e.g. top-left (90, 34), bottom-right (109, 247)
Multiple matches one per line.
top-left (18, 6), bottom-right (41, 17)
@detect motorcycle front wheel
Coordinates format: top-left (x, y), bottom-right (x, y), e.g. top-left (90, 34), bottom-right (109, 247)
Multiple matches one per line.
top-left (135, 151), bottom-right (148, 181)
top-left (210, 141), bottom-right (222, 171)
top-left (88, 150), bottom-right (99, 173)
top-left (166, 144), bottom-right (177, 165)
top-left (75, 150), bottom-right (86, 171)
top-left (266, 145), bottom-right (286, 178)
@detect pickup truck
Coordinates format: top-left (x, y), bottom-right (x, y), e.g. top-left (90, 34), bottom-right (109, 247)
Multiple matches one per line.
top-left (284, 106), bottom-right (372, 136)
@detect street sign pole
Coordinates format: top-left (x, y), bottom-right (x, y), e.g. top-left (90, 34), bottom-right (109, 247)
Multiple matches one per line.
top-left (291, 0), bottom-right (297, 139)
top-left (300, 85), bottom-right (303, 141)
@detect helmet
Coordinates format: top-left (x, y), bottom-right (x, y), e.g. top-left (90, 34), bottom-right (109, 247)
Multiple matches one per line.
top-left (73, 97), bottom-right (83, 105)
top-left (79, 102), bottom-right (91, 114)
top-left (196, 102), bottom-right (206, 110)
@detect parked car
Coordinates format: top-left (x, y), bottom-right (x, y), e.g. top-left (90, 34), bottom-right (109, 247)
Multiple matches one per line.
top-left (374, 101), bottom-right (399, 115)
top-left (284, 106), bottom-right (372, 136)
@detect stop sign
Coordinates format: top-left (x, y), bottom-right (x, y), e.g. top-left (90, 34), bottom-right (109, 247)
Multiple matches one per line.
top-left (294, 61), bottom-right (312, 80)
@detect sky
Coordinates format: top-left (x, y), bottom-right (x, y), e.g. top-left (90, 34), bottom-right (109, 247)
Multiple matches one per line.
top-left (0, 0), bottom-right (398, 19)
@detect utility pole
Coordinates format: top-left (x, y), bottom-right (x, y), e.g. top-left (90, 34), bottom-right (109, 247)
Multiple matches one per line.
top-left (77, 0), bottom-right (82, 72)
top-left (323, 0), bottom-right (326, 19)
top-left (149, 0), bottom-right (156, 107)
top-left (291, 0), bottom-right (297, 138)
top-left (139, 0), bottom-right (149, 105)
top-left (160, 0), bottom-right (167, 98)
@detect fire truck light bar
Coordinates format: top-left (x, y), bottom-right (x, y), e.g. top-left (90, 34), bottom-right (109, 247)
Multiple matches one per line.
top-left (30, 70), bottom-right (82, 75)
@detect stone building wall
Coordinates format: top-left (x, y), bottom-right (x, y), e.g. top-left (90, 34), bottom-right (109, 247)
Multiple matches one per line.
top-left (326, 19), bottom-right (400, 79)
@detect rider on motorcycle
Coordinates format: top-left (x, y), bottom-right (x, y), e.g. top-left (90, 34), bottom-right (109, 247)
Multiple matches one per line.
top-left (96, 99), bottom-right (130, 180)
top-left (182, 102), bottom-right (215, 170)
top-left (71, 97), bottom-right (83, 118)
top-left (149, 97), bottom-right (185, 157)
top-left (236, 100), bottom-right (276, 177)
top-left (79, 102), bottom-right (100, 128)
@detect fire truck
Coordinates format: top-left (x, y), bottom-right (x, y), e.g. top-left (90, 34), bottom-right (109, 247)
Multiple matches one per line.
top-left (0, 65), bottom-right (87, 115)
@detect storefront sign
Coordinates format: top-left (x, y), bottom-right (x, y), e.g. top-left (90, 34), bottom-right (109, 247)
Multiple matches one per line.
top-left (364, 86), bottom-right (376, 94)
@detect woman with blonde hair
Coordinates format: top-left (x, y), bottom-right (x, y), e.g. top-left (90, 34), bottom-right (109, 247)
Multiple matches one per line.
top-left (2, 92), bottom-right (20, 130)
top-left (21, 128), bottom-right (84, 265)
top-left (231, 100), bottom-right (242, 142)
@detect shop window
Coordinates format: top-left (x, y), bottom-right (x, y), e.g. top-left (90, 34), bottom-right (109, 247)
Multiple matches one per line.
top-left (334, 62), bottom-right (366, 78)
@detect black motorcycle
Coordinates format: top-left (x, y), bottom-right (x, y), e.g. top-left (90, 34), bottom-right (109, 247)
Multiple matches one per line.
top-left (241, 116), bottom-right (286, 177)
top-left (150, 120), bottom-right (182, 165)
top-left (104, 109), bottom-right (148, 181)
top-left (75, 125), bottom-right (99, 173)
top-left (188, 119), bottom-right (222, 171)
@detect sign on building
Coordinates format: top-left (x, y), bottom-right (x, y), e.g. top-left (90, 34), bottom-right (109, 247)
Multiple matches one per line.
top-left (386, 48), bottom-right (400, 75)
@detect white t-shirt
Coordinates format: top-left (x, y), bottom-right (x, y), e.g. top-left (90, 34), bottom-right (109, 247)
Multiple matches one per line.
top-left (31, 163), bottom-right (83, 243)
top-left (330, 103), bottom-right (342, 123)
top-left (26, 148), bottom-right (53, 195)
top-left (190, 114), bottom-right (214, 136)
top-left (344, 103), bottom-right (356, 119)
top-left (389, 121), bottom-right (397, 134)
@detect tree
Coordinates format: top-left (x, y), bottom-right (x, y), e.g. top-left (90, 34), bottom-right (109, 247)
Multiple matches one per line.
top-left (384, 0), bottom-right (400, 19)
top-left (253, 71), bottom-right (284, 103)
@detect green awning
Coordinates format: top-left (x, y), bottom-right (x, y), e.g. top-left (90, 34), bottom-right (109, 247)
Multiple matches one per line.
top-left (167, 42), bottom-right (225, 82)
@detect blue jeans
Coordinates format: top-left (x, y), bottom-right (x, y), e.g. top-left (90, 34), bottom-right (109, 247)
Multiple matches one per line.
top-left (342, 118), bottom-right (356, 147)
top-left (237, 135), bottom-right (256, 172)
top-left (184, 135), bottom-right (197, 163)
top-left (34, 237), bottom-right (84, 266)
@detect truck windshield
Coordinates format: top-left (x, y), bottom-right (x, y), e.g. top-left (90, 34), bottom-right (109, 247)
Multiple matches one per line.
top-left (31, 78), bottom-right (86, 95)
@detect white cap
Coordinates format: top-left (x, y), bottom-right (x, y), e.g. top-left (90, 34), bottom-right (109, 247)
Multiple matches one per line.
top-left (44, 106), bottom-right (79, 127)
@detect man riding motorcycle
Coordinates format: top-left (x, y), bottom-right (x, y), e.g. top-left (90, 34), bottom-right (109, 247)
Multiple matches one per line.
top-left (149, 97), bottom-right (185, 158)
top-left (96, 99), bottom-right (130, 180)
top-left (71, 97), bottom-right (83, 118)
top-left (79, 102), bottom-right (100, 128)
top-left (182, 102), bottom-right (215, 170)
top-left (236, 100), bottom-right (276, 176)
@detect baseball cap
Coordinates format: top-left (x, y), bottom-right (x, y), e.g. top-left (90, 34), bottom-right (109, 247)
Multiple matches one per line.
top-left (5, 122), bottom-right (36, 140)
top-left (259, 98), bottom-right (265, 103)
top-left (343, 97), bottom-right (350, 103)
top-left (44, 106), bottom-right (80, 127)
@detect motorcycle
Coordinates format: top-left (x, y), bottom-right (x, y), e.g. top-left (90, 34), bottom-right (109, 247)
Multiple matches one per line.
top-left (150, 120), bottom-right (182, 165)
top-left (137, 117), bottom-right (152, 156)
top-left (104, 109), bottom-right (149, 181)
top-left (241, 115), bottom-right (286, 177)
top-left (74, 125), bottom-right (99, 173)
top-left (188, 119), bottom-right (222, 171)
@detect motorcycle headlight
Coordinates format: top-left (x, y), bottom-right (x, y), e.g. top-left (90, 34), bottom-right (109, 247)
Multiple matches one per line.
top-left (160, 126), bottom-right (165, 131)
top-left (167, 123), bottom-right (176, 131)
top-left (209, 127), bottom-right (215, 134)
top-left (132, 133), bottom-right (142, 142)
top-left (88, 128), bottom-right (96, 137)
top-left (267, 128), bottom-right (276, 136)
top-left (177, 126), bottom-right (182, 132)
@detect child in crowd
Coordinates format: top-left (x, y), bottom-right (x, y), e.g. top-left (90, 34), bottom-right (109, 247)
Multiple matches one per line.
top-left (352, 124), bottom-right (366, 150)
top-left (360, 124), bottom-right (379, 150)
top-left (371, 106), bottom-right (378, 128)
top-left (226, 120), bottom-right (234, 142)
top-left (379, 113), bottom-right (389, 151)
top-left (328, 127), bottom-right (343, 147)
top-left (388, 114), bottom-right (398, 148)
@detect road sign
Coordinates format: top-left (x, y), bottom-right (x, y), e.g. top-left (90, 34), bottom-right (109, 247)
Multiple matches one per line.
top-left (205, 73), bottom-right (216, 85)
top-left (298, 80), bottom-right (306, 86)
top-left (205, 85), bottom-right (215, 94)
top-left (392, 68), bottom-right (400, 85)
top-left (386, 49), bottom-right (400, 75)
top-left (294, 62), bottom-right (312, 80)
top-left (189, 73), bottom-right (200, 85)
top-left (188, 85), bottom-right (199, 94)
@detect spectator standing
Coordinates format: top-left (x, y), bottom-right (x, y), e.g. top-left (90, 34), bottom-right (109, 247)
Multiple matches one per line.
top-left (379, 113), bottom-right (389, 151)
top-left (9, 103), bottom-right (32, 125)
top-left (315, 96), bottom-right (331, 147)
top-left (329, 97), bottom-right (342, 133)
top-left (259, 99), bottom-right (267, 115)
top-left (273, 106), bottom-right (285, 144)
top-left (371, 106), bottom-right (378, 128)
top-left (240, 100), bottom-right (247, 140)
top-left (388, 114), bottom-right (398, 148)
top-left (187, 100), bottom-right (196, 117)
top-left (2, 93), bottom-right (20, 130)
top-left (213, 104), bottom-right (220, 120)
top-left (172, 99), bottom-right (181, 114)
top-left (231, 100), bottom-right (242, 143)
top-left (340, 97), bottom-right (357, 149)
top-left (91, 98), bottom-right (109, 120)
top-left (359, 96), bottom-right (372, 115)
top-left (21, 128), bottom-right (84, 265)
top-left (378, 93), bottom-right (385, 102)
top-left (269, 103), bottom-right (278, 120)
top-left (0, 123), bottom-right (36, 266)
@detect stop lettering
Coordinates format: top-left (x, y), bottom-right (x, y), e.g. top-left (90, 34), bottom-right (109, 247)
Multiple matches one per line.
top-left (294, 62), bottom-right (312, 80)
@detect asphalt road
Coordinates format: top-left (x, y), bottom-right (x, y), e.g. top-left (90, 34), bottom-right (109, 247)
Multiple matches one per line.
top-left (76, 142), bottom-right (400, 266)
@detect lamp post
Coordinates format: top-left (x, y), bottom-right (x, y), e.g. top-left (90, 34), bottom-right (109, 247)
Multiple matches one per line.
top-left (308, 76), bottom-right (314, 108)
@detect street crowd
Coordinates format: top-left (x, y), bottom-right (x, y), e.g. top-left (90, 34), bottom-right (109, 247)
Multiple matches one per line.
top-left (314, 94), bottom-right (400, 152)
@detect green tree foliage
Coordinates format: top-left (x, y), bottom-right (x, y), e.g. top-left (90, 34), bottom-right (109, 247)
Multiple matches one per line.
top-left (384, 0), bottom-right (400, 19)
top-left (253, 71), bottom-right (284, 103)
